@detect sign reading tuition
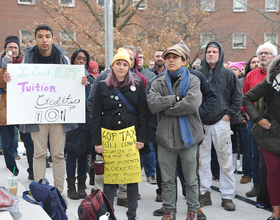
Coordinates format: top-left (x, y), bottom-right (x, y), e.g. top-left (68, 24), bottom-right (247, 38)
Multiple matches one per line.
top-left (6, 64), bottom-right (85, 125)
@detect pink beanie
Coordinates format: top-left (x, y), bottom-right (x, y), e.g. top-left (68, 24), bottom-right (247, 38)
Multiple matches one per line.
top-left (228, 61), bottom-right (246, 72)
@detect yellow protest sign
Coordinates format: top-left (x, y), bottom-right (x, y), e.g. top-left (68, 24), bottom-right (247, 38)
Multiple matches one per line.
top-left (101, 126), bottom-right (142, 184)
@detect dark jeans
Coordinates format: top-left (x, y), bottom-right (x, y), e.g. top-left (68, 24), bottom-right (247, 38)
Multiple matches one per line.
top-left (211, 144), bottom-right (220, 178)
top-left (257, 149), bottom-right (271, 207)
top-left (66, 153), bottom-right (88, 178)
top-left (12, 127), bottom-right (19, 157)
top-left (240, 122), bottom-right (252, 177)
top-left (140, 141), bottom-right (156, 177)
top-left (154, 142), bottom-right (162, 196)
top-left (20, 132), bottom-right (34, 175)
top-left (0, 125), bottom-right (19, 175)
top-left (240, 120), bottom-right (260, 185)
top-left (104, 183), bottom-right (138, 220)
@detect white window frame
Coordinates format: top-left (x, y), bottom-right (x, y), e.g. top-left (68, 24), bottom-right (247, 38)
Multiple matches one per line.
top-left (60, 31), bottom-right (76, 47)
top-left (59, 0), bottom-right (75, 7)
top-left (200, 33), bottom-right (214, 49)
top-left (233, 0), bottom-right (247, 12)
top-left (201, 0), bottom-right (214, 12)
top-left (264, 33), bottom-right (278, 45)
top-left (232, 33), bottom-right (246, 49)
top-left (265, 0), bottom-right (278, 12)
top-left (18, 0), bottom-right (35, 5)
top-left (133, 0), bottom-right (148, 10)
top-left (19, 29), bottom-right (34, 45)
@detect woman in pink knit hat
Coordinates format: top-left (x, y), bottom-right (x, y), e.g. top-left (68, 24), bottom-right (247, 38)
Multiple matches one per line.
top-left (228, 61), bottom-right (246, 78)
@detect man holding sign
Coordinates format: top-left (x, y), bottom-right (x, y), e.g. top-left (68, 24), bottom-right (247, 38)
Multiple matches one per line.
top-left (147, 43), bottom-right (204, 220)
top-left (4, 24), bottom-right (88, 193)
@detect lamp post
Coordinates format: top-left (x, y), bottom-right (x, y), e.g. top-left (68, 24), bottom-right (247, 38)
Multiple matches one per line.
top-left (104, 0), bottom-right (113, 69)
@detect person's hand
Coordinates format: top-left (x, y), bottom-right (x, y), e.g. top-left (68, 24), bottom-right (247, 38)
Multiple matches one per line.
top-left (81, 76), bottom-right (88, 86)
top-left (245, 113), bottom-right (250, 120)
top-left (258, 119), bottom-right (271, 130)
top-left (3, 71), bottom-right (11, 82)
top-left (222, 114), bottom-right (230, 122)
top-left (240, 119), bottom-right (247, 124)
top-left (136, 142), bottom-right (144, 149)
top-left (2, 55), bottom-right (13, 69)
top-left (95, 145), bottom-right (104, 153)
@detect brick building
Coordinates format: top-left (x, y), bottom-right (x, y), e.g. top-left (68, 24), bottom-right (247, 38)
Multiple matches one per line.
top-left (0, 0), bottom-right (279, 63)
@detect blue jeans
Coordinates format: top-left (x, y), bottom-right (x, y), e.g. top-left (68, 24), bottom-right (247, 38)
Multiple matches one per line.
top-left (240, 120), bottom-right (260, 185)
top-left (0, 125), bottom-right (19, 175)
top-left (66, 153), bottom-right (88, 178)
top-left (140, 141), bottom-right (156, 177)
top-left (12, 127), bottom-right (19, 157)
top-left (20, 132), bottom-right (34, 175)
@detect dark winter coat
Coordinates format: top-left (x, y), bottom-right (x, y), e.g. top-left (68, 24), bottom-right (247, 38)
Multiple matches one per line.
top-left (91, 81), bottom-right (148, 146)
top-left (64, 76), bottom-right (94, 155)
top-left (243, 55), bottom-right (280, 154)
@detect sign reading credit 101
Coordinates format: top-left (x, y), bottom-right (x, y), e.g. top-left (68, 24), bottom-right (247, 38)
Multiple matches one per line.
top-left (6, 64), bottom-right (85, 125)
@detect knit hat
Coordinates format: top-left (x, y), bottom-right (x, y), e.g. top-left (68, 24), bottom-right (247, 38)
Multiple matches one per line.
top-left (111, 48), bottom-right (131, 69)
top-left (4, 36), bottom-right (20, 49)
top-left (193, 59), bottom-right (201, 67)
top-left (175, 40), bottom-right (191, 60)
top-left (88, 61), bottom-right (99, 77)
top-left (162, 40), bottom-right (190, 60)
top-left (228, 61), bottom-right (246, 72)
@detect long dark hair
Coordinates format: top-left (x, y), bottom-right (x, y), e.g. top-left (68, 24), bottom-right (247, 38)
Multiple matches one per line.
top-left (71, 49), bottom-right (90, 68)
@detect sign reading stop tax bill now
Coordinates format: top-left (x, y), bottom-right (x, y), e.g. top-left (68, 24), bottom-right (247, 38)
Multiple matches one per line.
top-left (102, 126), bottom-right (142, 184)
top-left (6, 64), bottom-right (85, 124)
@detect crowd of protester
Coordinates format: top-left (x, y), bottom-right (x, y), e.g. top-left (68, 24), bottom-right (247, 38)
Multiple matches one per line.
top-left (1, 23), bottom-right (279, 220)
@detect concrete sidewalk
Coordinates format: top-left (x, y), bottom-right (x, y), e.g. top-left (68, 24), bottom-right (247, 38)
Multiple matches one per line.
top-left (0, 142), bottom-right (272, 220)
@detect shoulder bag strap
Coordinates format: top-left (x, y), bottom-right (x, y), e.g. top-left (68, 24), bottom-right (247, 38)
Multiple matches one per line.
top-left (22, 190), bottom-right (44, 209)
top-left (111, 88), bottom-right (137, 115)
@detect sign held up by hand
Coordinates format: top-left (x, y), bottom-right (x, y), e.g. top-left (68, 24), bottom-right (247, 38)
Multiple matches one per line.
top-left (101, 126), bottom-right (142, 184)
top-left (6, 64), bottom-right (85, 124)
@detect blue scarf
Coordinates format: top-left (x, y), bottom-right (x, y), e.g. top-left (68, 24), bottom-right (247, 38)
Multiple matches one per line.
top-left (165, 66), bottom-right (195, 148)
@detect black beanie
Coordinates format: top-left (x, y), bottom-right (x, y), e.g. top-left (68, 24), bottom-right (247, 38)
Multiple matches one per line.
top-left (4, 36), bottom-right (20, 49)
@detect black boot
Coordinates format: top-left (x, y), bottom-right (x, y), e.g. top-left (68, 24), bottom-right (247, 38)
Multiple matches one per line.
top-left (66, 178), bottom-right (80, 200)
top-left (88, 167), bottom-right (95, 185)
top-left (77, 176), bottom-right (87, 198)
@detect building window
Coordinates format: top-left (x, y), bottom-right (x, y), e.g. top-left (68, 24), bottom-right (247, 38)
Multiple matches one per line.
top-left (264, 33), bottom-right (278, 45)
top-left (19, 29), bottom-right (34, 45)
top-left (167, 0), bottom-right (181, 11)
top-left (200, 33), bottom-right (214, 49)
top-left (266, 0), bottom-right (278, 12)
top-left (133, 0), bottom-right (148, 10)
top-left (232, 33), bottom-right (246, 49)
top-left (97, 0), bottom-right (104, 6)
top-left (59, 0), bottom-right (75, 7)
top-left (18, 0), bottom-right (35, 4)
top-left (201, 0), bottom-right (214, 12)
top-left (233, 0), bottom-right (246, 12)
top-left (60, 31), bottom-right (76, 46)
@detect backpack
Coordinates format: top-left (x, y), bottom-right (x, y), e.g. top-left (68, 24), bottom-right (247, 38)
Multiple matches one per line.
top-left (22, 178), bottom-right (67, 220)
top-left (78, 188), bottom-right (117, 220)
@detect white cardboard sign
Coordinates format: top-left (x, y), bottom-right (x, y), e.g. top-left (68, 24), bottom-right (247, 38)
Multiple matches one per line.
top-left (7, 64), bottom-right (85, 124)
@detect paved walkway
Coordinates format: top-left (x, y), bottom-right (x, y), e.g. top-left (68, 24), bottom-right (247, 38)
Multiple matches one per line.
top-left (0, 142), bottom-right (272, 220)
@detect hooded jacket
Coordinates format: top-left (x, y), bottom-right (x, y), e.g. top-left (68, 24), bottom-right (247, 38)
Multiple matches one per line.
top-left (197, 42), bottom-right (242, 125)
top-left (243, 55), bottom-right (280, 154)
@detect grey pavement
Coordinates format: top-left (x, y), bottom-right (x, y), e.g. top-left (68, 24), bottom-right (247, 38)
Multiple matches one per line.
top-left (1, 142), bottom-right (272, 220)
